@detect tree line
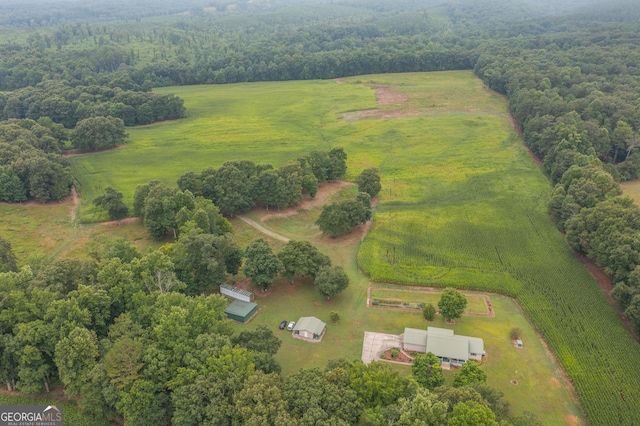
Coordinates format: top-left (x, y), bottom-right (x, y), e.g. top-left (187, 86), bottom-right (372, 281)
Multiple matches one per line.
top-left (474, 18), bottom-right (640, 334)
top-left (0, 81), bottom-right (185, 128)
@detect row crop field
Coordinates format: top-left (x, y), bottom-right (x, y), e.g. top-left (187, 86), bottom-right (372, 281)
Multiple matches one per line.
top-left (69, 71), bottom-right (640, 424)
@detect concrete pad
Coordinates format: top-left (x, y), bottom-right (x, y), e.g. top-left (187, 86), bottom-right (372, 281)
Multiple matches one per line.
top-left (362, 331), bottom-right (403, 364)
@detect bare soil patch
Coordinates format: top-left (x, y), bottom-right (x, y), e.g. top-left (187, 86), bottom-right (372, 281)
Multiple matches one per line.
top-left (564, 415), bottom-right (580, 426)
top-left (341, 84), bottom-right (423, 121)
top-left (343, 109), bottom-right (422, 121)
top-left (379, 348), bottom-right (412, 363)
top-left (101, 217), bottom-right (140, 226)
top-left (371, 85), bottom-right (408, 105)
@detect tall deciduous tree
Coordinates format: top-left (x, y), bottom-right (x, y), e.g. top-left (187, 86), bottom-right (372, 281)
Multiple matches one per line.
top-left (453, 361), bottom-right (487, 388)
top-left (0, 237), bottom-right (18, 273)
top-left (72, 116), bottom-right (127, 152)
top-left (315, 265), bottom-right (349, 300)
top-left (448, 400), bottom-right (498, 426)
top-left (357, 168), bottom-right (382, 198)
top-left (54, 327), bottom-right (99, 397)
top-left (278, 240), bottom-right (331, 283)
top-left (412, 352), bottom-right (445, 390)
top-left (244, 239), bottom-right (282, 291)
top-left (438, 288), bottom-right (467, 322)
top-left (93, 187), bottom-right (128, 220)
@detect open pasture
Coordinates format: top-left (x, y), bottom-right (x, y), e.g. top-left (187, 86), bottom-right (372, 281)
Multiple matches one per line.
top-left (621, 180), bottom-right (640, 206)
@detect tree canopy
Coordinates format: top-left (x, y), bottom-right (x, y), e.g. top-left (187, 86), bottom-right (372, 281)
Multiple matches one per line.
top-left (438, 288), bottom-right (467, 322)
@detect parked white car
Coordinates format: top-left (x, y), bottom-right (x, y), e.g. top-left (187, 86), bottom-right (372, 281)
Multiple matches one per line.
top-left (287, 321), bottom-right (296, 331)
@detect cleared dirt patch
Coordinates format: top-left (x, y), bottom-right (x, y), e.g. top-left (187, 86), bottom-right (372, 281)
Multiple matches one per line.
top-left (372, 85), bottom-right (408, 105)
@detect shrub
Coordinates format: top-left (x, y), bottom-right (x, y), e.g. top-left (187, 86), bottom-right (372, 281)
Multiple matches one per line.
top-left (423, 303), bottom-right (436, 321)
top-left (330, 311), bottom-right (340, 324)
top-left (391, 348), bottom-right (399, 358)
top-left (510, 327), bottom-right (521, 340)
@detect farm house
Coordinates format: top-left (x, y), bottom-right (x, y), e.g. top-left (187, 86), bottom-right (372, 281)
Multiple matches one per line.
top-left (292, 316), bottom-right (326, 341)
top-left (224, 300), bottom-right (258, 323)
top-left (403, 327), bottom-right (484, 366)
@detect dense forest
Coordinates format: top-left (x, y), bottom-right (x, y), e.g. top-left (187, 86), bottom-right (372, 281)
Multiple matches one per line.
top-left (1, 0), bottom-right (640, 424)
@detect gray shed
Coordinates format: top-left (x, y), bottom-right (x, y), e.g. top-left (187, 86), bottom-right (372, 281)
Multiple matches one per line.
top-left (224, 300), bottom-right (258, 323)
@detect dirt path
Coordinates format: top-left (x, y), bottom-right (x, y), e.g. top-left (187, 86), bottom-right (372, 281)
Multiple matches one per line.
top-left (62, 144), bottom-right (127, 157)
top-left (236, 215), bottom-right (290, 243)
top-left (69, 187), bottom-right (80, 221)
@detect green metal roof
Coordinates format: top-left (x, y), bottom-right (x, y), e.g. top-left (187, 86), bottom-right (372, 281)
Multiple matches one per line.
top-left (468, 337), bottom-right (484, 354)
top-left (224, 300), bottom-right (257, 317)
top-left (403, 327), bottom-right (484, 361)
top-left (293, 316), bottom-right (326, 336)
top-left (404, 328), bottom-right (428, 346)
top-left (427, 327), bottom-right (454, 337)
top-left (426, 335), bottom-right (470, 361)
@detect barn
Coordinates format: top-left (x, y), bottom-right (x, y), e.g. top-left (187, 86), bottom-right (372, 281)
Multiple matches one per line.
top-left (292, 316), bottom-right (326, 341)
top-left (224, 300), bottom-right (258, 323)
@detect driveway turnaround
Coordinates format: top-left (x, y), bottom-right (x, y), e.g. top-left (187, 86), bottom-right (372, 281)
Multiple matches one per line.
top-left (361, 331), bottom-right (403, 364)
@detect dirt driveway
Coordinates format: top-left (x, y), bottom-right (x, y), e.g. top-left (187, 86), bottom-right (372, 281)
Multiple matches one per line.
top-left (361, 331), bottom-right (403, 364)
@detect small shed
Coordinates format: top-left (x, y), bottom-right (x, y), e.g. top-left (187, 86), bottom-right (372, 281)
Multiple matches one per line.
top-left (220, 284), bottom-right (255, 302)
top-left (292, 316), bottom-right (326, 340)
top-left (224, 300), bottom-right (258, 323)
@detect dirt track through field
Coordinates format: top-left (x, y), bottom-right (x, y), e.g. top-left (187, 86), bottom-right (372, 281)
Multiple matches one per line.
top-left (236, 215), bottom-right (290, 242)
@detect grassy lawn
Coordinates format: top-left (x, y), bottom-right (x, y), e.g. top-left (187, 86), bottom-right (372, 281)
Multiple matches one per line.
top-left (620, 180), bottom-right (640, 206)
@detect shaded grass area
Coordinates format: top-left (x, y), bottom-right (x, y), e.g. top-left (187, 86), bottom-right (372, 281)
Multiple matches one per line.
top-left (620, 180), bottom-right (640, 206)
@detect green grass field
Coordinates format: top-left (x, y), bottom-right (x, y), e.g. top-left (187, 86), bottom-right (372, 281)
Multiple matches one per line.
top-left (620, 180), bottom-right (640, 206)
top-left (11, 70), bottom-right (640, 424)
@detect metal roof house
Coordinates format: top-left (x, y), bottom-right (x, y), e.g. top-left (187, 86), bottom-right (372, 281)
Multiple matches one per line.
top-left (292, 316), bottom-right (326, 341)
top-left (224, 300), bottom-right (258, 323)
top-left (403, 327), bottom-right (484, 366)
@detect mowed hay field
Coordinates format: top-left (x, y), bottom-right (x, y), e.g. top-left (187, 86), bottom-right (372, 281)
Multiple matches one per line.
top-left (69, 71), bottom-right (640, 424)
